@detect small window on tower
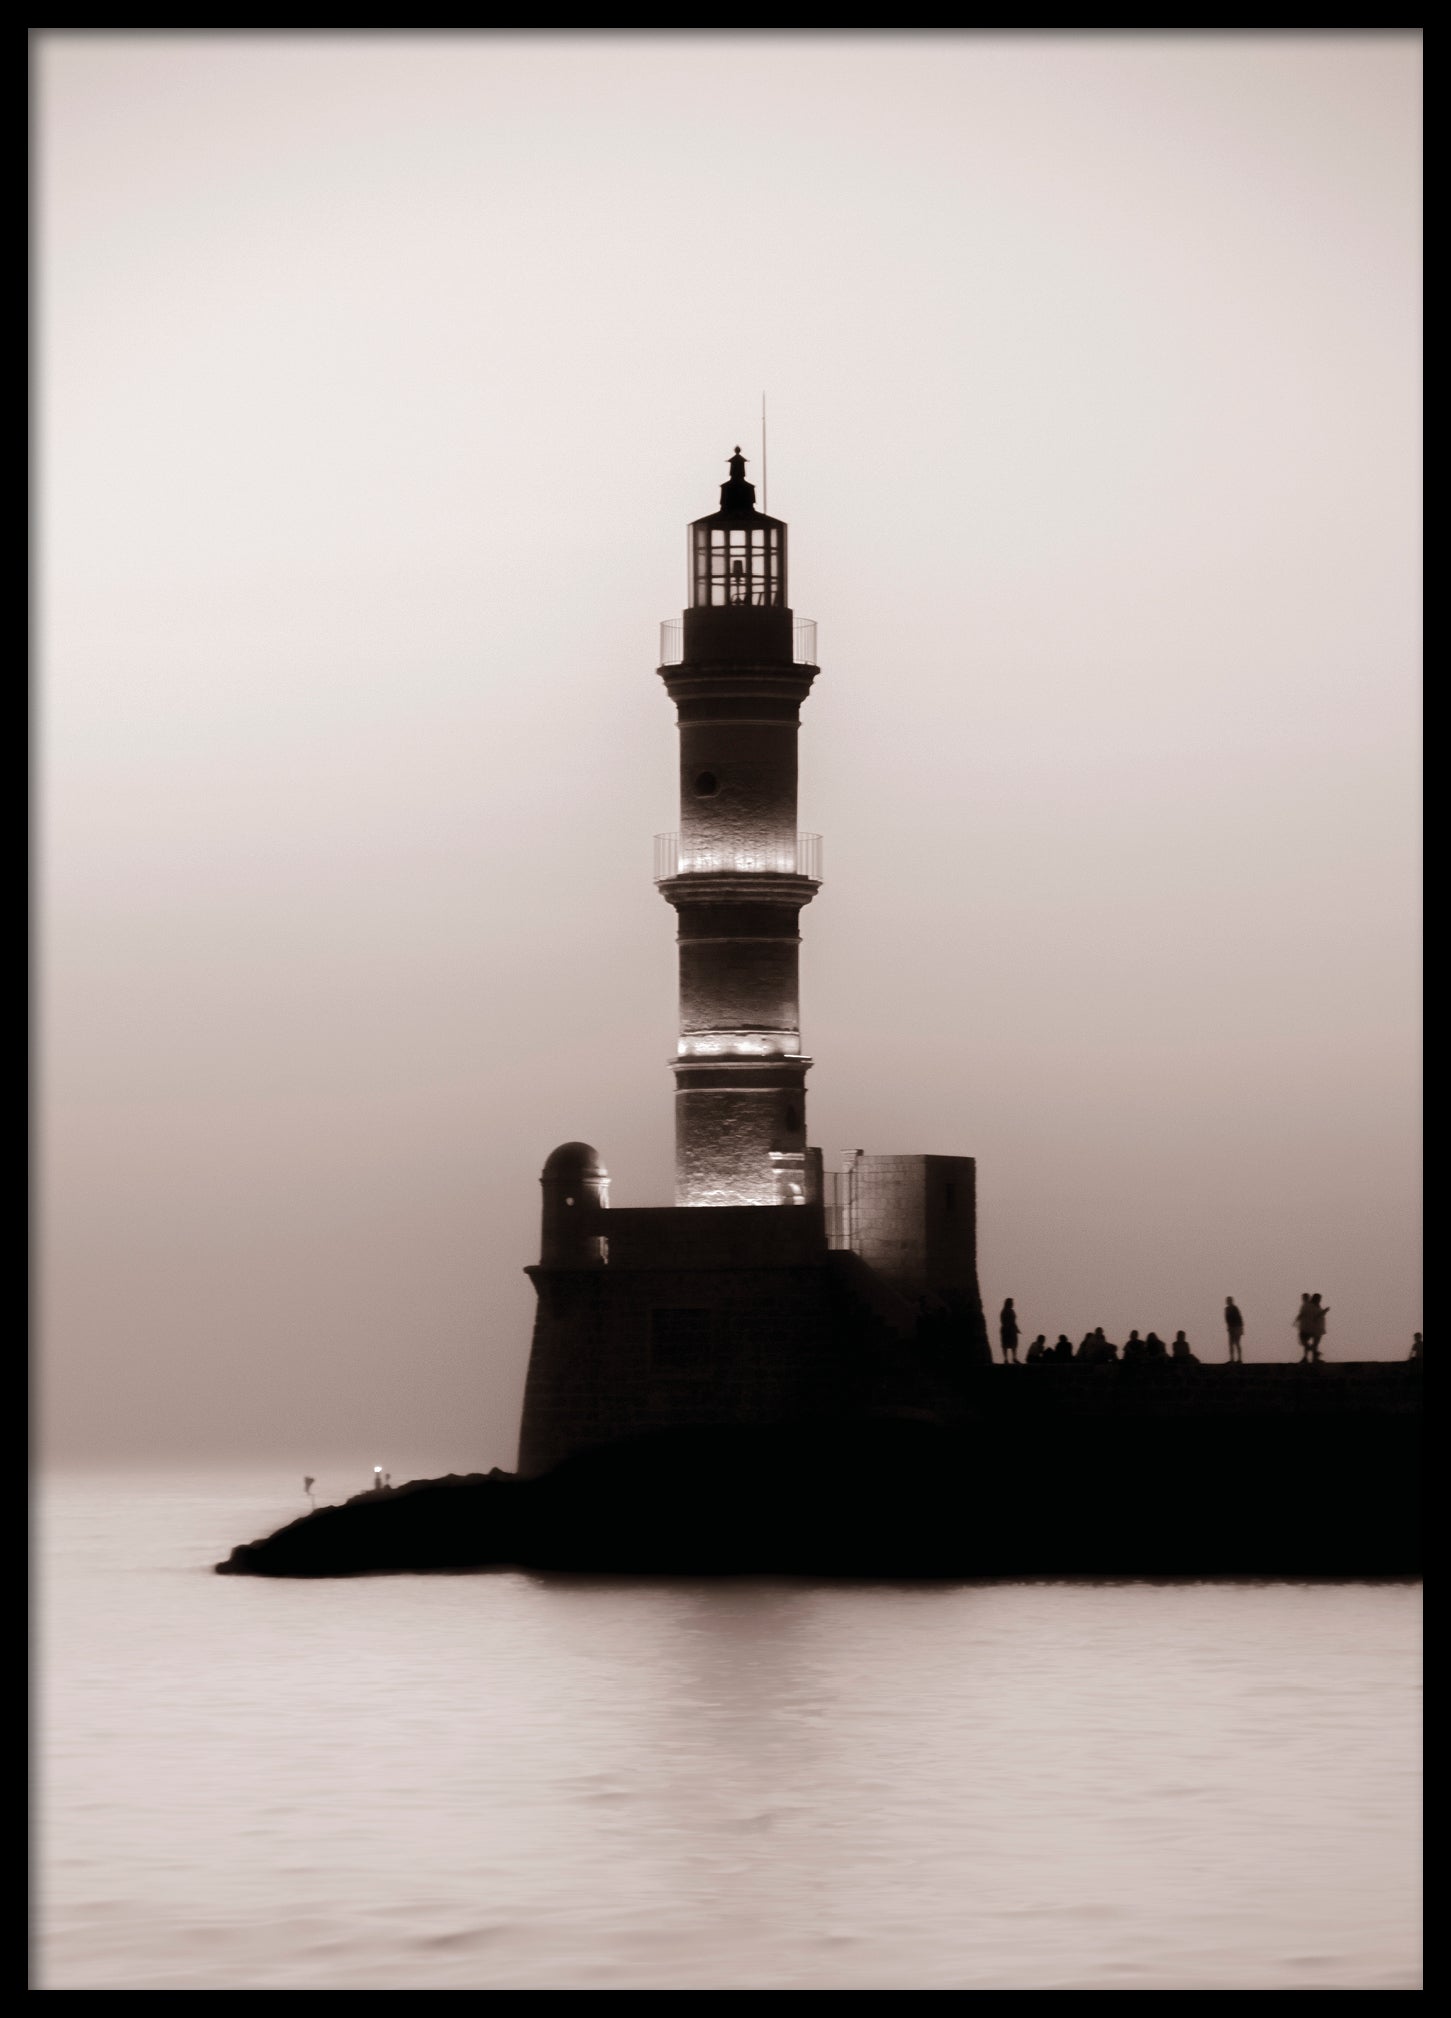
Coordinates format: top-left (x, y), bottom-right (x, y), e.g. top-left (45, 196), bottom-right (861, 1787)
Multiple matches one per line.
top-left (694, 771), bottom-right (719, 796)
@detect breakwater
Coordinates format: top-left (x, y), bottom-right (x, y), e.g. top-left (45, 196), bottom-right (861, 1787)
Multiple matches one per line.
top-left (218, 1362), bottom-right (1420, 1580)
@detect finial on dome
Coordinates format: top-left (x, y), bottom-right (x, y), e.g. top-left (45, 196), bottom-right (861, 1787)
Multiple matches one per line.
top-left (720, 445), bottom-right (756, 511)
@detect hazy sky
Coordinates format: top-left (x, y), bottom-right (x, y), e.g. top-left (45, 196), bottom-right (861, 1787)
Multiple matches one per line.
top-left (38, 32), bottom-right (1420, 1467)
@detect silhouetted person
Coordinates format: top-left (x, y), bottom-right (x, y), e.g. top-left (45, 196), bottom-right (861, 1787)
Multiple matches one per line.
top-left (303, 1474), bottom-right (315, 1510)
top-left (1171, 1330), bottom-right (1197, 1363)
top-left (1053, 1333), bottom-right (1073, 1361)
top-left (1098, 1331), bottom-right (1119, 1363)
top-left (1025, 1334), bottom-right (1047, 1363)
top-left (1123, 1330), bottom-right (1144, 1363)
top-left (1410, 1332), bottom-right (1423, 1361)
top-left (1144, 1331), bottom-right (1167, 1360)
top-left (1306, 1294), bottom-right (1329, 1362)
top-left (1224, 1297), bottom-right (1244, 1363)
top-left (999, 1297), bottom-right (1020, 1364)
top-left (1295, 1292), bottom-right (1317, 1361)
top-left (1075, 1331), bottom-right (1096, 1360)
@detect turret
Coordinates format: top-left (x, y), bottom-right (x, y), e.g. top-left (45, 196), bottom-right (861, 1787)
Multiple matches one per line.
top-left (539, 1141), bottom-right (608, 1267)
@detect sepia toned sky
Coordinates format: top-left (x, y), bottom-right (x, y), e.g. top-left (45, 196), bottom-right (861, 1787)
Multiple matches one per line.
top-left (37, 32), bottom-right (1420, 1467)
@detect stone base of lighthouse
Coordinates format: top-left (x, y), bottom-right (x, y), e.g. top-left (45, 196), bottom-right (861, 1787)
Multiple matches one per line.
top-left (516, 1153), bottom-right (991, 1477)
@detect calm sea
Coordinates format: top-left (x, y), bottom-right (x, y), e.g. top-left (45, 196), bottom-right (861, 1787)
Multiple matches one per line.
top-left (36, 1470), bottom-right (1421, 1991)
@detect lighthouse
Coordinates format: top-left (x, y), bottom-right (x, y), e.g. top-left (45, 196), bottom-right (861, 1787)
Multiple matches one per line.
top-left (658, 448), bottom-right (820, 1208)
top-left (515, 448), bottom-right (989, 1478)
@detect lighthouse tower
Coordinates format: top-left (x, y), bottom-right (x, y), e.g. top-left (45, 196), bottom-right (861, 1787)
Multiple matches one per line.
top-left (657, 449), bottom-right (820, 1208)
top-left (515, 447), bottom-right (990, 1478)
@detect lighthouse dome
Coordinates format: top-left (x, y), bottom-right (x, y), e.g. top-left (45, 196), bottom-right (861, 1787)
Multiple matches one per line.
top-left (542, 1142), bottom-right (607, 1180)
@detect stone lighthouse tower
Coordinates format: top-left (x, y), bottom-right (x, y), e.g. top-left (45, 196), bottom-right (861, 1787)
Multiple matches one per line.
top-left (658, 448), bottom-right (820, 1208)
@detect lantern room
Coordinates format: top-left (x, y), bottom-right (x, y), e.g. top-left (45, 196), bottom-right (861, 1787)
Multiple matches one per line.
top-left (689, 449), bottom-right (787, 610)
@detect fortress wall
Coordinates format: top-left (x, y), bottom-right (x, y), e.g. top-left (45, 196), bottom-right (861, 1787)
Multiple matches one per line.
top-left (602, 1203), bottom-right (827, 1270)
top-left (517, 1262), bottom-right (851, 1476)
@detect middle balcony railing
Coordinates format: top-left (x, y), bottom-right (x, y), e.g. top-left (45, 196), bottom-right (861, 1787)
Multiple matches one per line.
top-left (655, 832), bottom-right (823, 881)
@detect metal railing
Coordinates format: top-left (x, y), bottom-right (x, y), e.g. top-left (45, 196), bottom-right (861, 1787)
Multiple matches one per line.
top-left (657, 616), bottom-right (818, 667)
top-left (655, 832), bottom-right (822, 881)
top-left (823, 1158), bottom-right (859, 1251)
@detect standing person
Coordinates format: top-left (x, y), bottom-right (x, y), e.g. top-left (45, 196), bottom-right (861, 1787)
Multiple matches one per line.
top-left (1295, 1293), bottom-right (1317, 1361)
top-left (1306, 1294), bottom-right (1329, 1363)
top-left (999, 1297), bottom-right (1021, 1364)
top-left (1224, 1297), bottom-right (1244, 1362)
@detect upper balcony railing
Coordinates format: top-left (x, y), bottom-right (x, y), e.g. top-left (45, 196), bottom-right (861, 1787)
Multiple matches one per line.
top-left (659, 617), bottom-right (817, 667)
top-left (655, 832), bottom-right (822, 881)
